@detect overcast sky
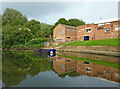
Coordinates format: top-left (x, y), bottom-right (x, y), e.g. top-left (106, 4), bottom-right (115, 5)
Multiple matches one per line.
top-left (2, 2), bottom-right (118, 25)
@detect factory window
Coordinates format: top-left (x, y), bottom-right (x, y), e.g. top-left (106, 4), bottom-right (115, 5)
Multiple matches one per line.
top-left (67, 37), bottom-right (70, 39)
top-left (63, 29), bottom-right (65, 35)
top-left (105, 27), bottom-right (110, 33)
top-left (85, 28), bottom-right (91, 33)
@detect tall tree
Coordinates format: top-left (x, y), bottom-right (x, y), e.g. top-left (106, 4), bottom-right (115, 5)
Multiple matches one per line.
top-left (53, 18), bottom-right (67, 28)
top-left (53, 18), bottom-right (85, 29)
top-left (24, 19), bottom-right (41, 36)
top-left (67, 18), bottom-right (85, 27)
top-left (2, 8), bottom-right (27, 26)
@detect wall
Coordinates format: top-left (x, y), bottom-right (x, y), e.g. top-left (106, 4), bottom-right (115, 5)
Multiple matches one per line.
top-left (65, 28), bottom-right (77, 42)
top-left (95, 21), bottom-right (120, 40)
top-left (77, 21), bottom-right (120, 41)
top-left (53, 24), bottom-right (66, 43)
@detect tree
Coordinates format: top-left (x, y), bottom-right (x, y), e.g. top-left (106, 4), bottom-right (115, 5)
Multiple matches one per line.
top-left (2, 25), bottom-right (33, 46)
top-left (40, 23), bottom-right (53, 38)
top-left (2, 8), bottom-right (27, 26)
top-left (67, 18), bottom-right (85, 27)
top-left (24, 19), bottom-right (41, 36)
top-left (53, 18), bottom-right (67, 28)
top-left (36, 30), bottom-right (44, 38)
top-left (53, 18), bottom-right (85, 29)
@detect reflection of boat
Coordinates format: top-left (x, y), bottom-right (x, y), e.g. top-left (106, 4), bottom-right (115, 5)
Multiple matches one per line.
top-left (34, 49), bottom-right (48, 53)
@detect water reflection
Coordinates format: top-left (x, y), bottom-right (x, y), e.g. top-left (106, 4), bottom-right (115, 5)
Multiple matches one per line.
top-left (2, 51), bottom-right (120, 87)
top-left (53, 55), bottom-right (120, 83)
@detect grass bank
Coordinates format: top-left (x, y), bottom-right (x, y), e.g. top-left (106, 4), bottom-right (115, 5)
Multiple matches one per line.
top-left (65, 38), bottom-right (120, 46)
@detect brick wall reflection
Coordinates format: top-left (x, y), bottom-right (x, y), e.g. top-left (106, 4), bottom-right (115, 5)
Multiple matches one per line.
top-left (53, 55), bottom-right (120, 82)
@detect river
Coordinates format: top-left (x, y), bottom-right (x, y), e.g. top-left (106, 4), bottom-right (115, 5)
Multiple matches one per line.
top-left (2, 50), bottom-right (120, 87)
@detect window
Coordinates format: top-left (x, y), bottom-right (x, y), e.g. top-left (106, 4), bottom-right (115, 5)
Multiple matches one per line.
top-left (85, 67), bottom-right (91, 73)
top-left (97, 27), bottom-right (103, 30)
top-left (67, 60), bottom-right (70, 62)
top-left (115, 25), bottom-right (120, 31)
top-left (105, 27), bottom-right (110, 33)
top-left (85, 28), bottom-right (91, 33)
top-left (84, 61), bottom-right (89, 64)
top-left (56, 38), bottom-right (63, 42)
top-left (63, 29), bottom-right (65, 35)
top-left (104, 70), bottom-right (109, 75)
top-left (67, 37), bottom-right (70, 39)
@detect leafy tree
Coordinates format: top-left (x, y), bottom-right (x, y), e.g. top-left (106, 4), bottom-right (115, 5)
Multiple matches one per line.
top-left (40, 23), bottom-right (53, 38)
top-left (36, 30), bottom-right (44, 38)
top-left (2, 25), bottom-right (33, 47)
top-left (53, 18), bottom-right (85, 29)
top-left (67, 18), bottom-right (85, 27)
top-left (2, 8), bottom-right (27, 26)
top-left (24, 19), bottom-right (41, 36)
top-left (53, 18), bottom-right (67, 28)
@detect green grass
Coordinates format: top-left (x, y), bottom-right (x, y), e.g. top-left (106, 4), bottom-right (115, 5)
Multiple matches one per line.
top-left (57, 54), bottom-right (120, 69)
top-left (56, 43), bottom-right (65, 47)
top-left (65, 38), bottom-right (120, 46)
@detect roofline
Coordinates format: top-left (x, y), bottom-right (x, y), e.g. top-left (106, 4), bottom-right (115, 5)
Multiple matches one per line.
top-left (59, 24), bottom-right (77, 30)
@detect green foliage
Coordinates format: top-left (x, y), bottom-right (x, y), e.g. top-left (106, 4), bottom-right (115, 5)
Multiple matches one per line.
top-left (24, 19), bottom-right (41, 35)
top-left (65, 38), bottom-right (120, 46)
top-left (56, 43), bottom-right (65, 46)
top-left (58, 71), bottom-right (80, 78)
top-left (2, 26), bottom-right (33, 47)
top-left (40, 23), bottom-right (53, 38)
top-left (53, 18), bottom-right (85, 29)
top-left (53, 18), bottom-right (67, 28)
top-left (67, 18), bottom-right (85, 27)
top-left (2, 8), bottom-right (27, 26)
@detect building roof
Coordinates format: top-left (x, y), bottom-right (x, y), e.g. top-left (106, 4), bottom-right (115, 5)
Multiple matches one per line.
top-left (94, 17), bottom-right (120, 24)
top-left (60, 24), bottom-right (77, 30)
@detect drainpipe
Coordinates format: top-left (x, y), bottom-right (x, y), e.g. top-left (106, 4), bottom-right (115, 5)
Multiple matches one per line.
top-left (77, 26), bottom-right (78, 41)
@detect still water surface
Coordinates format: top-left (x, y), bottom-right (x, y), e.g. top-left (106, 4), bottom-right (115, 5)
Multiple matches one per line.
top-left (2, 51), bottom-right (120, 87)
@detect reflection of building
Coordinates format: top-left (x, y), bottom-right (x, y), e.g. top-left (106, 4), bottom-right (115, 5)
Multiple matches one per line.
top-left (77, 60), bottom-right (120, 82)
top-left (53, 55), bottom-right (77, 75)
top-left (53, 55), bottom-right (120, 82)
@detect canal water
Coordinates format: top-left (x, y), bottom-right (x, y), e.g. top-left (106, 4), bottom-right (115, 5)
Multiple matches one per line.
top-left (2, 51), bottom-right (120, 87)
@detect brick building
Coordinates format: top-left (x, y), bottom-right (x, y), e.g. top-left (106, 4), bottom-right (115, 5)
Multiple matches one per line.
top-left (53, 18), bottom-right (120, 43)
top-left (53, 24), bottom-right (77, 44)
top-left (77, 18), bottom-right (120, 41)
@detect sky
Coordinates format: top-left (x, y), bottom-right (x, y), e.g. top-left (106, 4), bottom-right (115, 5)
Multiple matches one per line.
top-left (1, 1), bottom-right (118, 25)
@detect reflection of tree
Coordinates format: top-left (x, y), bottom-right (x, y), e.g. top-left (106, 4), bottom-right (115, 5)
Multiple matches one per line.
top-left (58, 71), bottom-right (81, 78)
top-left (2, 51), bottom-right (52, 87)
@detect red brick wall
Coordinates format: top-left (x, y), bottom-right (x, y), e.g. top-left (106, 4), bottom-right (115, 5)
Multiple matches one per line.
top-left (77, 21), bottom-right (120, 41)
top-left (53, 24), bottom-right (77, 43)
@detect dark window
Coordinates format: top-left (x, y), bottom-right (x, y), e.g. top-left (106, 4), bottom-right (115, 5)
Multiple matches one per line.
top-left (67, 37), bottom-right (70, 39)
top-left (85, 28), bottom-right (91, 33)
top-left (97, 27), bottom-right (103, 30)
top-left (84, 61), bottom-right (89, 64)
top-left (67, 60), bottom-right (70, 62)
top-left (84, 36), bottom-right (89, 41)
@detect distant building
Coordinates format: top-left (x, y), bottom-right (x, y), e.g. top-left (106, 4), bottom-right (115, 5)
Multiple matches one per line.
top-left (53, 24), bottom-right (77, 44)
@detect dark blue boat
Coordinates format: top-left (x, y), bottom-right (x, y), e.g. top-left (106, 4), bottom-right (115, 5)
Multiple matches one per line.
top-left (48, 49), bottom-right (56, 54)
